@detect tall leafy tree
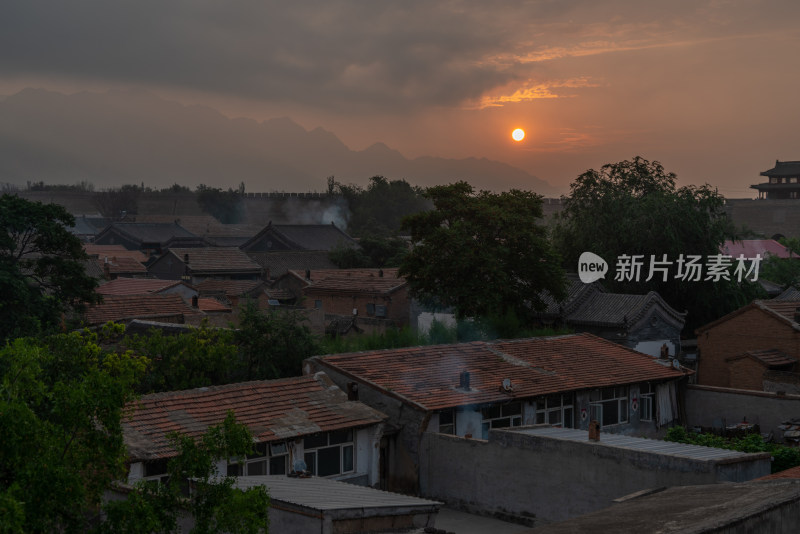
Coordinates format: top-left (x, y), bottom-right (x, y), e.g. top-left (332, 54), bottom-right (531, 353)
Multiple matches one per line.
top-left (0, 327), bottom-right (146, 533)
top-left (399, 181), bottom-right (567, 321)
top-left (335, 176), bottom-right (431, 237)
top-left (551, 156), bottom-right (763, 330)
top-left (0, 194), bottom-right (101, 342)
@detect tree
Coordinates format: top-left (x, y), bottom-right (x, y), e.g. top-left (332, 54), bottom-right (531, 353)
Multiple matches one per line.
top-left (93, 184), bottom-right (141, 218)
top-left (760, 237), bottom-right (800, 289)
top-left (399, 182), bottom-right (567, 321)
top-left (551, 156), bottom-right (764, 330)
top-left (329, 236), bottom-right (408, 268)
top-left (125, 321), bottom-right (239, 394)
top-left (0, 327), bottom-right (146, 533)
top-left (234, 303), bottom-right (320, 381)
top-left (0, 194), bottom-right (101, 342)
top-left (99, 413), bottom-right (269, 534)
top-left (196, 185), bottom-right (243, 224)
top-left (335, 176), bottom-right (431, 238)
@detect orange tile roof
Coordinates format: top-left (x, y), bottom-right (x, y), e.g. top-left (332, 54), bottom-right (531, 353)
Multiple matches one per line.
top-left (93, 257), bottom-right (148, 275)
top-left (726, 349), bottom-right (797, 368)
top-left (756, 465), bottom-right (800, 480)
top-left (123, 373), bottom-right (387, 460)
top-left (197, 297), bottom-right (232, 312)
top-left (310, 333), bottom-right (689, 411)
top-left (85, 294), bottom-right (203, 325)
top-left (194, 279), bottom-right (265, 296)
top-left (84, 244), bottom-right (149, 263)
top-left (696, 300), bottom-right (800, 334)
top-left (289, 268), bottom-right (407, 294)
top-left (97, 278), bottom-right (183, 296)
top-left (166, 247), bottom-right (262, 273)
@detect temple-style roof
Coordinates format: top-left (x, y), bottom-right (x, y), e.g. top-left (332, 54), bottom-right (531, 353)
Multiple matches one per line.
top-left (240, 222), bottom-right (358, 252)
top-left (760, 160), bottom-right (800, 178)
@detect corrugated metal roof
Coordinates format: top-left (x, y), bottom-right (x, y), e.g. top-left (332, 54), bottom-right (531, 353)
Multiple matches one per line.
top-left (514, 426), bottom-right (750, 461)
top-left (232, 475), bottom-right (441, 511)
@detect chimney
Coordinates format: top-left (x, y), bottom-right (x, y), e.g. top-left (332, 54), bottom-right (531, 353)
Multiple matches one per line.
top-left (103, 261), bottom-right (111, 280)
top-left (191, 295), bottom-right (198, 308)
top-left (588, 420), bottom-right (600, 441)
top-left (459, 371), bottom-right (470, 390)
top-left (184, 253), bottom-right (189, 264)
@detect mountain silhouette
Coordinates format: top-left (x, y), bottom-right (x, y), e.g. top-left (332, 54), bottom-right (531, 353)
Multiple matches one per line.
top-left (0, 88), bottom-right (555, 195)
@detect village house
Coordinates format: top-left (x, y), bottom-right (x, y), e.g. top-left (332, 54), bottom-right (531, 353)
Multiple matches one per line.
top-left (304, 332), bottom-right (690, 493)
top-left (146, 247), bottom-right (263, 284)
top-left (93, 221), bottom-right (205, 255)
top-left (123, 373), bottom-right (387, 488)
top-left (84, 293), bottom-right (205, 327)
top-left (276, 268), bottom-right (410, 335)
top-left (696, 300), bottom-right (800, 390)
top-left (535, 275), bottom-right (686, 357)
top-left (193, 279), bottom-right (269, 310)
top-left (95, 277), bottom-right (198, 302)
top-left (239, 221), bottom-right (358, 253)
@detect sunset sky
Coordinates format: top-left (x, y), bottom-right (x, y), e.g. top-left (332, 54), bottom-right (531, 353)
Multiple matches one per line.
top-left (2, 0), bottom-right (799, 196)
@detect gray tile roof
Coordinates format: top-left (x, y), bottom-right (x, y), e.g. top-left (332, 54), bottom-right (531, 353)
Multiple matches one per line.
top-left (97, 222), bottom-right (197, 245)
top-left (760, 160), bottom-right (800, 177)
top-left (774, 286), bottom-right (800, 301)
top-left (241, 223), bottom-right (358, 252)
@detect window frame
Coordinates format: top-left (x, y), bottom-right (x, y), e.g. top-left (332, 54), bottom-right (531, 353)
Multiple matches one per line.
top-left (438, 408), bottom-right (456, 435)
top-left (303, 430), bottom-right (355, 477)
top-left (480, 402), bottom-right (522, 439)
top-left (535, 393), bottom-right (575, 428)
top-left (227, 440), bottom-right (289, 477)
top-left (640, 383), bottom-right (655, 422)
top-left (589, 386), bottom-right (629, 427)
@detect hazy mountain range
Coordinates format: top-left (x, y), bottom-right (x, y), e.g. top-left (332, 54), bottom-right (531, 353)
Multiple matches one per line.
top-left (0, 88), bottom-right (556, 195)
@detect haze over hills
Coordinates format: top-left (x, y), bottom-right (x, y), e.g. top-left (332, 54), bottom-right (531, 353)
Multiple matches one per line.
top-left (0, 88), bottom-right (556, 195)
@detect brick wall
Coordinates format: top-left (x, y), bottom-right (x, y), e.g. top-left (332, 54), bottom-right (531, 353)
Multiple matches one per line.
top-left (301, 288), bottom-right (410, 326)
top-left (727, 357), bottom-right (766, 391)
top-left (696, 307), bottom-right (800, 388)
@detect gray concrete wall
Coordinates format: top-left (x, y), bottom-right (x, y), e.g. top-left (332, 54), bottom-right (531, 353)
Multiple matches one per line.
top-left (419, 429), bottom-right (770, 525)
top-left (685, 384), bottom-right (800, 434)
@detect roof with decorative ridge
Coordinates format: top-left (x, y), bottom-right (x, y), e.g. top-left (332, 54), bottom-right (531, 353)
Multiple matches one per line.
top-left (566, 291), bottom-right (686, 328)
top-left (85, 293), bottom-right (203, 325)
top-left (760, 160), bottom-right (800, 177)
top-left (240, 222), bottom-right (357, 252)
top-left (309, 333), bottom-right (689, 412)
top-left (774, 287), bottom-right (800, 301)
top-left (123, 373), bottom-right (387, 460)
top-left (95, 222), bottom-right (197, 245)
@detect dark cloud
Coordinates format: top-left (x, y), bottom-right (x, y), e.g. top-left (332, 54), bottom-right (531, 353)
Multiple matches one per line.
top-left (0, 1), bottom-right (549, 112)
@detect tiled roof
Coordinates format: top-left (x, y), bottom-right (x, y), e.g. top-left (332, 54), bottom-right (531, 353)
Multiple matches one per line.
top-left (537, 275), bottom-right (599, 317)
top-left (756, 465), bottom-right (800, 480)
top-left (696, 300), bottom-right (800, 334)
top-left (85, 293), bottom-right (203, 325)
top-left (566, 291), bottom-right (685, 328)
top-left (165, 247), bottom-right (263, 273)
top-left (84, 244), bottom-right (149, 263)
top-left (247, 251), bottom-right (338, 278)
top-left (97, 222), bottom-right (197, 244)
top-left (774, 287), bottom-right (800, 301)
top-left (721, 239), bottom-right (796, 260)
top-left (123, 373), bottom-right (387, 460)
top-left (290, 268), bottom-right (407, 294)
top-left (194, 279), bottom-right (265, 296)
top-left (93, 257), bottom-right (148, 275)
top-left (134, 215), bottom-right (262, 239)
top-left (760, 160), bottom-right (800, 177)
top-left (197, 297), bottom-right (231, 313)
top-left (310, 333), bottom-right (688, 411)
top-left (97, 278), bottom-right (183, 296)
top-left (241, 223), bottom-right (358, 252)
top-left (727, 349), bottom-right (797, 368)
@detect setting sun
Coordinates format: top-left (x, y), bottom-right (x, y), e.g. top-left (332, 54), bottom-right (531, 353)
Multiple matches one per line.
top-left (512, 128), bottom-right (525, 141)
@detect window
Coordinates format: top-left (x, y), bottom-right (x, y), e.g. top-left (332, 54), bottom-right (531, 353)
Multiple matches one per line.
top-left (227, 441), bottom-right (289, 476)
top-left (303, 430), bottom-right (354, 477)
top-left (375, 305), bottom-right (387, 318)
top-left (142, 459), bottom-right (169, 485)
top-left (438, 409), bottom-right (456, 435)
top-left (481, 402), bottom-right (522, 439)
top-left (590, 387), bottom-right (629, 427)
top-left (366, 303), bottom-right (375, 316)
top-left (791, 177), bottom-right (798, 184)
top-left (314, 300), bottom-right (322, 309)
top-left (535, 394), bottom-right (574, 428)
top-left (640, 383), bottom-right (655, 422)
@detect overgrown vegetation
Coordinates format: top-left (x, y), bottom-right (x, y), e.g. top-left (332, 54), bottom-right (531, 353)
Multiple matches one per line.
top-left (665, 426), bottom-right (800, 473)
top-left (760, 237), bottom-right (800, 290)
